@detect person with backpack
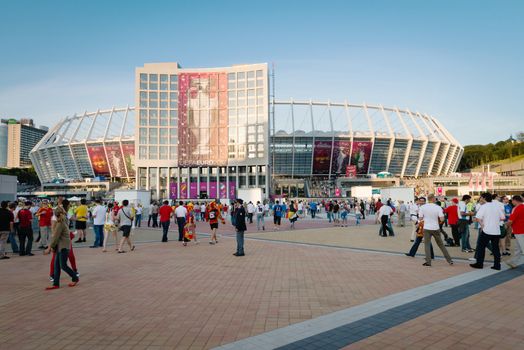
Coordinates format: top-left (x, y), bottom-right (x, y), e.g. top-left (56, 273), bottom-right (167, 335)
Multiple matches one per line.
top-left (255, 201), bottom-right (265, 231)
top-left (233, 199), bottom-right (247, 256)
top-left (17, 201), bottom-right (34, 256)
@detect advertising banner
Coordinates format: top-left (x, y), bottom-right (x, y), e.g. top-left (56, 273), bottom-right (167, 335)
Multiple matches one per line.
top-left (121, 143), bottom-right (136, 177)
top-left (312, 140), bottom-right (332, 174)
top-left (105, 143), bottom-right (126, 178)
top-left (209, 182), bottom-right (217, 199)
top-left (331, 140), bottom-right (352, 175)
top-left (86, 144), bottom-right (110, 176)
top-left (190, 182), bottom-right (198, 198)
top-left (169, 182), bottom-right (177, 199)
top-left (229, 182), bottom-right (236, 200)
top-left (179, 183), bottom-right (188, 199)
top-left (351, 141), bottom-right (373, 174)
top-left (219, 182), bottom-right (227, 199)
top-left (178, 72), bottom-right (228, 167)
top-left (346, 165), bottom-right (357, 178)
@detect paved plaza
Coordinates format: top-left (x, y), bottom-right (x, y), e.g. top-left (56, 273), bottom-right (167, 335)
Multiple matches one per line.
top-left (1, 218), bottom-right (523, 349)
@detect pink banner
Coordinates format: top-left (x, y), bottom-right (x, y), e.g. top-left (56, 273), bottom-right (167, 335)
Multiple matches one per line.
top-left (190, 182), bottom-right (198, 198)
top-left (178, 72), bottom-right (228, 167)
top-left (351, 141), bottom-right (372, 174)
top-left (170, 182), bottom-right (177, 199)
top-left (179, 183), bottom-right (188, 199)
top-left (209, 182), bottom-right (217, 199)
top-left (219, 182), bottom-right (227, 199)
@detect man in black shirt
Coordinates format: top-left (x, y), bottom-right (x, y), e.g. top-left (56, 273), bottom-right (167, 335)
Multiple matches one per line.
top-left (0, 201), bottom-right (15, 259)
top-left (233, 199), bottom-right (247, 256)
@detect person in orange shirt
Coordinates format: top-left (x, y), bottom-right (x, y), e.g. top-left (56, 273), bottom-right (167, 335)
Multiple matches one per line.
top-left (206, 202), bottom-right (225, 245)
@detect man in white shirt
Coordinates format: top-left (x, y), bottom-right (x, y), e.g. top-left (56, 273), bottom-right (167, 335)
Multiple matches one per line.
top-left (247, 202), bottom-right (255, 224)
top-left (174, 202), bottom-right (188, 242)
top-left (470, 193), bottom-right (504, 270)
top-left (419, 194), bottom-right (453, 267)
top-left (90, 199), bottom-right (107, 248)
top-left (409, 200), bottom-right (421, 241)
top-left (377, 204), bottom-right (394, 237)
top-left (397, 201), bottom-right (407, 227)
top-left (255, 201), bottom-right (265, 231)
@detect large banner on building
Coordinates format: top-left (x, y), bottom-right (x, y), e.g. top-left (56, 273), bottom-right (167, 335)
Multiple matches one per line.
top-left (178, 72), bottom-right (228, 167)
top-left (121, 143), bottom-right (136, 177)
top-left (104, 143), bottom-right (126, 178)
top-left (313, 140), bottom-right (372, 175)
top-left (169, 181), bottom-right (236, 200)
top-left (351, 141), bottom-right (372, 174)
top-left (312, 140), bottom-right (332, 174)
top-left (331, 141), bottom-right (352, 175)
top-left (86, 144), bottom-right (110, 176)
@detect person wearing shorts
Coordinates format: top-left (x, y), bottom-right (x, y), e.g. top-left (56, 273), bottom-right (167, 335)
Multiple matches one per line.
top-left (206, 202), bottom-right (224, 244)
top-left (117, 200), bottom-right (135, 253)
top-left (74, 199), bottom-right (88, 243)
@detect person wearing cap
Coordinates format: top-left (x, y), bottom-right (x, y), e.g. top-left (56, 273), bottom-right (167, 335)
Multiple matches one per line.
top-left (233, 199), bottom-right (247, 256)
top-left (444, 198), bottom-right (460, 246)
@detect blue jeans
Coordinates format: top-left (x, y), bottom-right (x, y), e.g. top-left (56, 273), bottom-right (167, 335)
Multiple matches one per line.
top-left (9, 231), bottom-right (19, 253)
top-left (161, 221), bottom-right (170, 242)
top-left (236, 231), bottom-right (245, 255)
top-left (408, 236), bottom-right (434, 258)
top-left (93, 225), bottom-right (104, 247)
top-left (459, 220), bottom-right (472, 250)
top-left (327, 212), bottom-right (332, 223)
top-left (256, 214), bottom-right (265, 230)
top-left (53, 248), bottom-right (78, 287)
top-left (134, 214), bottom-right (142, 227)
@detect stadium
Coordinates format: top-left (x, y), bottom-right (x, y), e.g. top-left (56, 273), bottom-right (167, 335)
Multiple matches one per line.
top-left (30, 61), bottom-right (463, 200)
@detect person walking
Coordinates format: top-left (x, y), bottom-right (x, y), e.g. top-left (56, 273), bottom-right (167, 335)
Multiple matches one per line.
top-left (206, 202), bottom-right (225, 244)
top-left (17, 201), bottom-right (34, 256)
top-left (36, 200), bottom-right (53, 249)
top-left (247, 201), bottom-right (255, 224)
top-left (74, 199), bottom-right (88, 243)
top-left (444, 198), bottom-right (461, 246)
top-left (102, 203), bottom-right (118, 252)
top-left (377, 202), bottom-right (394, 237)
top-left (0, 201), bottom-right (14, 259)
top-left (233, 199), bottom-right (247, 256)
top-left (310, 201), bottom-right (317, 219)
top-left (470, 193), bottom-right (504, 270)
top-left (505, 195), bottom-right (524, 269)
top-left (420, 194), bottom-right (453, 267)
top-left (397, 201), bottom-right (407, 227)
top-left (458, 195), bottom-right (474, 252)
top-left (255, 201), bottom-right (265, 231)
top-left (135, 204), bottom-right (143, 227)
top-left (8, 202), bottom-right (20, 254)
top-left (159, 200), bottom-right (173, 242)
top-left (174, 201), bottom-right (188, 242)
top-left (273, 200), bottom-right (284, 230)
top-left (90, 199), bottom-right (106, 248)
top-left (45, 200), bottom-right (79, 290)
top-left (151, 202), bottom-right (159, 228)
top-left (117, 200), bottom-right (135, 253)
top-left (405, 205), bottom-right (435, 259)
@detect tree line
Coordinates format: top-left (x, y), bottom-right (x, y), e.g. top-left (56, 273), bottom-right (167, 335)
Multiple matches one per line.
top-left (457, 132), bottom-right (524, 171)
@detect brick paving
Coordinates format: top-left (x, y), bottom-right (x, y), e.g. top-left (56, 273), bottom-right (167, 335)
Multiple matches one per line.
top-left (1, 220), bottom-right (470, 350)
top-left (343, 274), bottom-right (524, 350)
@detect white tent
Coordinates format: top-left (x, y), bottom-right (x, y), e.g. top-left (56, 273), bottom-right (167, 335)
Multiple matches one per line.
top-left (68, 196), bottom-right (82, 201)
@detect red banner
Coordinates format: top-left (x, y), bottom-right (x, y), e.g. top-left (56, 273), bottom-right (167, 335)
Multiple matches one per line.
top-left (332, 140), bottom-right (352, 175)
top-left (312, 140), bottom-right (332, 174)
top-left (178, 72), bottom-right (228, 167)
top-left (121, 143), bottom-right (135, 177)
top-left (86, 144), bottom-right (110, 176)
top-left (105, 143), bottom-right (126, 178)
top-left (346, 165), bottom-right (357, 178)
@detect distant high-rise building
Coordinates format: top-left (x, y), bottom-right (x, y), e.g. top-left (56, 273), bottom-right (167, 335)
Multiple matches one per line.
top-left (1, 119), bottom-right (47, 168)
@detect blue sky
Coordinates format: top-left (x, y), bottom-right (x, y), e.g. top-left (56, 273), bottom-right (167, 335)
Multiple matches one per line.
top-left (0, 0), bottom-right (522, 145)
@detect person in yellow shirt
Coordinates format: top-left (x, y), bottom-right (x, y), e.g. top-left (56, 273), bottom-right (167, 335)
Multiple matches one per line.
top-left (74, 199), bottom-right (88, 243)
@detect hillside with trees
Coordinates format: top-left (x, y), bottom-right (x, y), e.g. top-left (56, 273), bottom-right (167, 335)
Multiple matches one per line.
top-left (457, 132), bottom-right (524, 171)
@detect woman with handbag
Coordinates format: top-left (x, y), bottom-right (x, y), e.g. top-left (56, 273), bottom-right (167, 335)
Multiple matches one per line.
top-left (117, 200), bottom-right (135, 253)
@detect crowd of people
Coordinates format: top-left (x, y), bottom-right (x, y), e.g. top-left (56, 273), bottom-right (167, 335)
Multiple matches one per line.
top-left (1, 191), bottom-right (523, 289)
